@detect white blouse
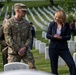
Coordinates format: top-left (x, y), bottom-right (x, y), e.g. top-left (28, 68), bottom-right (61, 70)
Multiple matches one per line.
top-left (56, 28), bottom-right (61, 35)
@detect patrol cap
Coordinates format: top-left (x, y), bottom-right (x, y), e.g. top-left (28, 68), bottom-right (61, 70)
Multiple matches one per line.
top-left (30, 22), bottom-right (33, 26)
top-left (14, 3), bottom-right (27, 11)
top-left (30, 22), bottom-right (33, 25)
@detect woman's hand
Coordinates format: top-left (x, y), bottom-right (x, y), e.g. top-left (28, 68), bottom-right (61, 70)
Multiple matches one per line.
top-left (54, 34), bottom-right (62, 39)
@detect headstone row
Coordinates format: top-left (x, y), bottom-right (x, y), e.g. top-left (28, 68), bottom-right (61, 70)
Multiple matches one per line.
top-left (48, 6), bottom-right (55, 14)
top-left (28, 8), bottom-right (47, 30)
top-left (33, 7), bottom-right (49, 26)
top-left (38, 7), bottom-right (53, 22)
top-left (43, 7), bottom-right (54, 18)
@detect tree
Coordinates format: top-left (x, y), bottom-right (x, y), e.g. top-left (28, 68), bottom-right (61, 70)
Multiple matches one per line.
top-left (6, 0), bottom-right (10, 3)
top-left (0, 2), bottom-right (4, 8)
top-left (49, 0), bottom-right (54, 6)
top-left (62, 0), bottom-right (76, 12)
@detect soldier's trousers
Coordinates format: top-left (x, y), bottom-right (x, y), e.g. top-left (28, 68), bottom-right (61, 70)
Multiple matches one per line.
top-left (2, 50), bottom-right (8, 65)
top-left (1, 45), bottom-right (8, 66)
top-left (8, 50), bottom-right (36, 69)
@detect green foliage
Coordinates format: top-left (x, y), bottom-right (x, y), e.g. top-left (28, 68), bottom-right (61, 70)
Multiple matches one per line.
top-left (67, 14), bottom-right (74, 23)
top-left (63, 0), bottom-right (72, 11)
top-left (6, 0), bottom-right (11, 3)
top-left (0, 2), bottom-right (4, 8)
top-left (59, 0), bottom-right (76, 12)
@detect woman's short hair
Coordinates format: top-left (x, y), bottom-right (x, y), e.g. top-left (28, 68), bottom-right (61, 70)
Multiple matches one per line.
top-left (54, 10), bottom-right (66, 25)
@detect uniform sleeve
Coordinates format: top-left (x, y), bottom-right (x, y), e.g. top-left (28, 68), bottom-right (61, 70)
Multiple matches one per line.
top-left (3, 21), bottom-right (19, 51)
top-left (25, 24), bottom-right (32, 48)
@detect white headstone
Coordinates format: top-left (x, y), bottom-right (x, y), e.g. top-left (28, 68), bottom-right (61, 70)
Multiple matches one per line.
top-left (4, 62), bottom-right (29, 71)
top-left (0, 70), bottom-right (53, 75)
top-left (58, 57), bottom-right (66, 66)
top-left (42, 31), bottom-right (46, 38)
top-left (39, 42), bottom-right (46, 54)
top-left (35, 40), bottom-right (41, 50)
top-left (44, 32), bottom-right (47, 40)
top-left (74, 36), bottom-right (76, 49)
top-left (44, 48), bottom-right (66, 66)
top-left (45, 47), bottom-right (50, 60)
top-left (73, 52), bottom-right (76, 65)
top-left (70, 35), bottom-right (73, 41)
top-left (48, 40), bottom-right (50, 43)
top-left (33, 38), bottom-right (37, 47)
top-left (68, 40), bottom-right (75, 52)
top-left (74, 36), bottom-right (76, 41)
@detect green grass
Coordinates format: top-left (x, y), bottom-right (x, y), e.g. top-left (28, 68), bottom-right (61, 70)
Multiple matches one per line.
top-left (0, 52), bottom-right (3, 71)
top-left (4, 0), bottom-right (50, 8)
top-left (0, 49), bottom-right (70, 75)
top-left (31, 49), bottom-right (70, 75)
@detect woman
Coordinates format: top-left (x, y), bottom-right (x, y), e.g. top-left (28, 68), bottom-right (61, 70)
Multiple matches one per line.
top-left (46, 10), bottom-right (76, 75)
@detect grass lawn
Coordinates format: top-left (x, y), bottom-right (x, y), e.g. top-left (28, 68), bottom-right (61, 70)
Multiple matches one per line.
top-left (0, 49), bottom-right (70, 75)
top-left (31, 49), bottom-right (70, 75)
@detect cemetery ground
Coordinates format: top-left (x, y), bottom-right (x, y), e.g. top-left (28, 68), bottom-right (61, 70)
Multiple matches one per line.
top-left (0, 49), bottom-right (70, 75)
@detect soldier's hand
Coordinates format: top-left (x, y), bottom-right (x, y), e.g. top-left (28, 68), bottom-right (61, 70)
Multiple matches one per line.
top-left (18, 47), bottom-right (26, 56)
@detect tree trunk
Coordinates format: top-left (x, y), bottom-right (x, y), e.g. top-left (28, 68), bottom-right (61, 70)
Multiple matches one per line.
top-left (50, 0), bottom-right (54, 6)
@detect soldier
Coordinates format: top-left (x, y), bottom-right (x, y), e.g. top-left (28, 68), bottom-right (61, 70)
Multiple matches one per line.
top-left (30, 22), bottom-right (35, 50)
top-left (3, 3), bottom-right (36, 69)
top-left (49, 0), bottom-right (54, 6)
top-left (0, 15), bottom-right (10, 66)
top-left (0, 25), bottom-right (7, 66)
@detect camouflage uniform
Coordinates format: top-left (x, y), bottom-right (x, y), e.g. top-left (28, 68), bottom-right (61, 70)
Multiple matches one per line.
top-left (0, 26), bottom-right (8, 66)
top-left (4, 17), bottom-right (36, 69)
top-left (0, 15), bottom-right (10, 66)
top-left (0, 40), bottom-right (8, 66)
